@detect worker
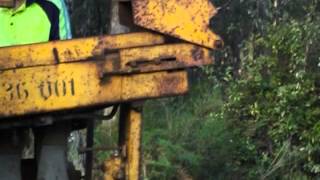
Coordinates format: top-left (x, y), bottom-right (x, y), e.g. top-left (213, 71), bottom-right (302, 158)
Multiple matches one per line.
top-left (0, 0), bottom-right (72, 179)
top-left (0, 0), bottom-right (71, 47)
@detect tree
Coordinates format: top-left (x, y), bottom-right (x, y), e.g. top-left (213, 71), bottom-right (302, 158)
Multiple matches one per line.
top-left (143, 0), bottom-right (320, 179)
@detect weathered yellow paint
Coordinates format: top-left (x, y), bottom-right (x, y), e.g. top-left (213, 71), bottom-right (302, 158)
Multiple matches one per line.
top-left (132, 0), bottom-right (223, 49)
top-left (1, 41), bottom-right (212, 74)
top-left (0, 60), bottom-right (188, 118)
top-left (124, 107), bottom-right (142, 180)
top-left (101, 43), bottom-right (212, 74)
top-left (0, 32), bottom-right (165, 71)
top-left (0, 41), bottom-right (216, 118)
top-left (118, 43), bottom-right (212, 73)
top-left (104, 104), bottom-right (143, 180)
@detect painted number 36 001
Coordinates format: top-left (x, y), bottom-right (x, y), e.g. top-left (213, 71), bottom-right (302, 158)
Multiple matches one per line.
top-left (2, 79), bottom-right (75, 101)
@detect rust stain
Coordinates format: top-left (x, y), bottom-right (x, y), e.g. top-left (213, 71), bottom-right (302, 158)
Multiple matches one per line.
top-left (191, 47), bottom-right (204, 61)
top-left (0, 32), bottom-right (165, 71)
top-left (119, 43), bottom-right (212, 73)
top-left (95, 60), bottom-right (107, 80)
top-left (157, 73), bottom-right (183, 95)
top-left (110, 54), bottom-right (121, 71)
top-left (52, 48), bottom-right (60, 64)
top-left (97, 53), bottom-right (121, 85)
top-left (92, 36), bottom-right (105, 56)
top-left (15, 63), bottom-right (24, 68)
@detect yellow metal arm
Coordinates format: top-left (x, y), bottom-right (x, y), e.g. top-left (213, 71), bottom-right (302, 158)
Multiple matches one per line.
top-left (0, 32), bottom-right (165, 71)
top-left (0, 38), bottom-right (215, 118)
top-left (132, 0), bottom-right (223, 49)
top-left (0, 62), bottom-right (188, 117)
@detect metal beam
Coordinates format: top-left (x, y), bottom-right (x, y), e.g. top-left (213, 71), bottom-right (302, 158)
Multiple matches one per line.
top-left (0, 62), bottom-right (188, 118)
top-left (0, 32), bottom-right (165, 71)
top-left (132, 0), bottom-right (223, 49)
top-left (123, 105), bottom-right (142, 180)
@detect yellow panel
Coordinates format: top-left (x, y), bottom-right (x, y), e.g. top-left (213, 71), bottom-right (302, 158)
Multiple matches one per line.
top-left (0, 32), bottom-right (165, 71)
top-left (132, 0), bottom-right (223, 49)
top-left (0, 61), bottom-right (188, 118)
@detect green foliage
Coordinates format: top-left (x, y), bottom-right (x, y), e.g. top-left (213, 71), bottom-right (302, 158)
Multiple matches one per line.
top-left (93, 121), bottom-right (119, 178)
top-left (214, 1), bottom-right (320, 178)
top-left (86, 0), bottom-right (320, 179)
top-left (94, 122), bottom-right (118, 162)
top-left (143, 74), bottom-right (254, 179)
top-left (143, 0), bottom-right (320, 179)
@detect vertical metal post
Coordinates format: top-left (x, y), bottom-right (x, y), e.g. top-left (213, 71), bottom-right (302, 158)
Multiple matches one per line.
top-left (104, 103), bottom-right (143, 180)
top-left (105, 1), bottom-right (143, 179)
top-left (122, 103), bottom-right (142, 180)
top-left (119, 104), bottom-right (142, 180)
top-left (85, 120), bottom-right (95, 180)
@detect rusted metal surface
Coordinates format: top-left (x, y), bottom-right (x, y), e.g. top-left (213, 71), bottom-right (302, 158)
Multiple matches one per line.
top-left (0, 32), bottom-right (165, 71)
top-left (84, 43), bottom-right (212, 75)
top-left (0, 60), bottom-right (188, 118)
top-left (132, 0), bottom-right (223, 49)
top-left (118, 43), bottom-right (212, 73)
top-left (0, 42), bottom-right (213, 116)
top-left (0, 0), bottom-right (15, 8)
top-left (103, 103), bottom-right (145, 180)
top-left (114, 103), bottom-right (142, 180)
top-left (0, 41), bottom-right (212, 75)
top-left (123, 105), bottom-right (142, 180)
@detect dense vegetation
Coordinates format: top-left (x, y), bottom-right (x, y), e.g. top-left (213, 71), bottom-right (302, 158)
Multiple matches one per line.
top-left (142, 0), bottom-right (320, 179)
top-left (69, 0), bottom-right (320, 179)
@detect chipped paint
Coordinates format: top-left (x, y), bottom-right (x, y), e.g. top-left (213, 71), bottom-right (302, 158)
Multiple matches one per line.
top-left (0, 60), bottom-right (188, 118)
top-left (0, 32), bottom-right (165, 71)
top-left (132, 0), bottom-right (223, 49)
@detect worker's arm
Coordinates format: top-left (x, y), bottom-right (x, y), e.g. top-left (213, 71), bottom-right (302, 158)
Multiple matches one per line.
top-left (37, 0), bottom-right (60, 40)
top-left (38, 0), bottom-right (72, 40)
top-left (47, 0), bottom-right (72, 39)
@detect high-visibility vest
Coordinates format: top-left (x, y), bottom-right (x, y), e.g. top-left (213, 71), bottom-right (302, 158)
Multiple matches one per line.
top-left (0, 0), bottom-right (71, 47)
top-left (48, 0), bottom-right (72, 39)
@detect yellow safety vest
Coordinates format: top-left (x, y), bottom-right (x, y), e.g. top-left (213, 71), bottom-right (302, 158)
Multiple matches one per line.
top-left (0, 0), bottom-right (69, 47)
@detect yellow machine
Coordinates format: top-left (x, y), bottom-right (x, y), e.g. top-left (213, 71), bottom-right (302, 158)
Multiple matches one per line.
top-left (0, 0), bottom-right (222, 179)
